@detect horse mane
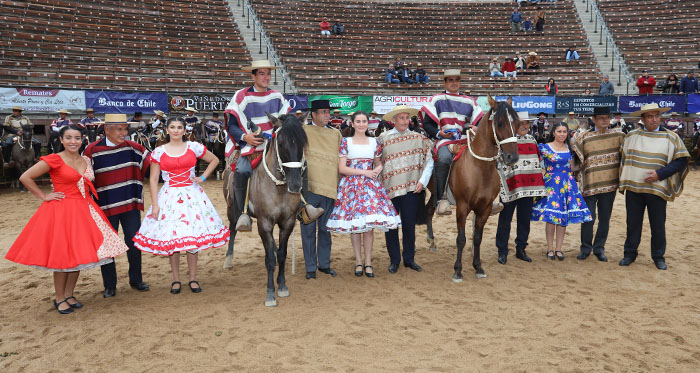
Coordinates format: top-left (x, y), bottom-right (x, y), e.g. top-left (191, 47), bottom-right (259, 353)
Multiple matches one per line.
top-left (491, 101), bottom-right (518, 128)
top-left (276, 114), bottom-right (308, 151)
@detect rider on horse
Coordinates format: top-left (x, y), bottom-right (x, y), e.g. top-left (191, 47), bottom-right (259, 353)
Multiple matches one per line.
top-left (184, 107), bottom-right (202, 140)
top-left (225, 60), bottom-right (323, 231)
top-left (3, 106), bottom-right (41, 160)
top-left (204, 112), bottom-right (224, 148)
top-left (49, 109), bottom-right (72, 153)
top-left (148, 110), bottom-right (167, 149)
top-left (420, 69), bottom-right (485, 216)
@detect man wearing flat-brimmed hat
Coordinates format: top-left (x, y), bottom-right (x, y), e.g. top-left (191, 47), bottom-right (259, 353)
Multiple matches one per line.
top-left (49, 109), bottom-right (72, 153)
top-left (572, 106), bottom-right (625, 262)
top-left (663, 111), bottom-right (683, 136)
top-left (83, 113), bottom-right (151, 296)
top-left (184, 106), bottom-right (202, 139)
top-left (80, 108), bottom-right (104, 139)
top-left (149, 109), bottom-right (167, 149)
top-left (562, 111), bottom-right (579, 132)
top-left (421, 68), bottom-right (484, 215)
top-left (379, 105), bottom-right (433, 273)
top-left (3, 106), bottom-right (40, 160)
top-left (300, 99), bottom-right (343, 279)
top-left (329, 108), bottom-right (345, 130)
top-left (618, 103), bottom-right (689, 270)
top-left (415, 63), bottom-right (429, 83)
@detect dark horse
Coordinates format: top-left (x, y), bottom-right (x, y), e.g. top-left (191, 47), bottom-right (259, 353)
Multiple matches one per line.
top-left (450, 96), bottom-right (520, 281)
top-left (11, 125), bottom-right (37, 190)
top-left (80, 124), bottom-right (102, 153)
top-left (207, 126), bottom-right (227, 179)
top-left (223, 113), bottom-right (308, 307)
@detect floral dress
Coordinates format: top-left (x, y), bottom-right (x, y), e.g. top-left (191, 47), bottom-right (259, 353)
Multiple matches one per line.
top-left (133, 142), bottom-right (229, 255)
top-left (326, 137), bottom-right (401, 234)
top-left (530, 143), bottom-right (592, 226)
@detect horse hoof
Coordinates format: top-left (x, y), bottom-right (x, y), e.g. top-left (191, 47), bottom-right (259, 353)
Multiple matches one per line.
top-left (452, 275), bottom-right (463, 283)
top-left (429, 243), bottom-right (438, 252)
top-left (264, 298), bottom-right (277, 307)
top-left (277, 287), bottom-right (289, 298)
top-left (222, 255), bottom-right (233, 270)
top-left (475, 272), bottom-right (488, 279)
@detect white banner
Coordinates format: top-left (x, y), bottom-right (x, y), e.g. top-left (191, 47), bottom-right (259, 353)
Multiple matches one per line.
top-left (0, 87), bottom-right (86, 112)
top-left (372, 95), bottom-right (431, 114)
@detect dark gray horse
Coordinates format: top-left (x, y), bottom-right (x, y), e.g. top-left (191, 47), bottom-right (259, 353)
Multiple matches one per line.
top-left (206, 126), bottom-right (227, 180)
top-left (223, 113), bottom-right (308, 307)
top-left (11, 125), bottom-right (36, 190)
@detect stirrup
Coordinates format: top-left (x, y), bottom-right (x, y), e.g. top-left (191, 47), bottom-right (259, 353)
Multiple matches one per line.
top-left (436, 199), bottom-right (452, 216)
top-left (490, 201), bottom-right (504, 216)
top-left (235, 214), bottom-right (253, 232)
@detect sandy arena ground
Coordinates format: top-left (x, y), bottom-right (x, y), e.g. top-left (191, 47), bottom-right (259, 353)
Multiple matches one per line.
top-left (0, 172), bottom-right (699, 372)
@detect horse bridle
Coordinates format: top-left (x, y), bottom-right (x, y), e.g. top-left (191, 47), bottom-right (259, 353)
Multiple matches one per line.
top-left (262, 128), bottom-right (305, 186)
top-left (467, 110), bottom-right (517, 162)
top-left (15, 130), bottom-right (33, 151)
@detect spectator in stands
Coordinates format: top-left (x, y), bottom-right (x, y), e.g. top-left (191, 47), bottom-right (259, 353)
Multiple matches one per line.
top-left (510, 7), bottom-right (523, 33)
top-left (534, 7), bottom-right (545, 33)
top-left (514, 52), bottom-right (526, 71)
top-left (636, 70), bottom-right (656, 95)
top-left (517, 0), bottom-right (528, 8)
top-left (490, 58), bottom-right (504, 78)
top-left (598, 75), bottom-right (615, 95)
top-left (526, 52), bottom-right (540, 70)
top-left (679, 70), bottom-right (699, 95)
top-left (394, 57), bottom-right (404, 70)
top-left (320, 18), bottom-right (331, 36)
top-left (385, 63), bottom-right (400, 84)
top-left (401, 63), bottom-right (415, 84)
top-left (523, 17), bottom-right (533, 32)
top-left (414, 63), bottom-right (429, 83)
top-left (503, 57), bottom-right (517, 79)
top-left (661, 73), bottom-right (680, 94)
top-left (332, 21), bottom-right (345, 36)
top-left (565, 45), bottom-right (580, 62)
top-left (545, 78), bottom-right (558, 95)
top-left (583, 88), bottom-right (592, 95)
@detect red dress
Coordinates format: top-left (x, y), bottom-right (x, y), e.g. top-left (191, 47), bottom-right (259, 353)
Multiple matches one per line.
top-left (5, 154), bottom-right (128, 271)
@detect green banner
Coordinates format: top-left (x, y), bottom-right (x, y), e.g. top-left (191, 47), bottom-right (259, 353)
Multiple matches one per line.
top-left (308, 95), bottom-right (373, 115)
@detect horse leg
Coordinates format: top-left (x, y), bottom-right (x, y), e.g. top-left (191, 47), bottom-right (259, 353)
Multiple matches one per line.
top-left (472, 208), bottom-right (491, 279)
top-left (258, 219), bottom-right (278, 307)
top-left (453, 203), bottom-right (470, 283)
top-left (426, 210), bottom-right (437, 252)
top-left (223, 228), bottom-right (237, 269)
top-left (276, 218), bottom-right (294, 298)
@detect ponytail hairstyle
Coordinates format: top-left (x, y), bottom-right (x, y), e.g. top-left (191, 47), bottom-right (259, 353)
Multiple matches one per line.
top-left (348, 110), bottom-right (371, 137)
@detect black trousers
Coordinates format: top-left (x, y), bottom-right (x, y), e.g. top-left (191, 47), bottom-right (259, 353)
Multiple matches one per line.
top-left (495, 197), bottom-right (534, 256)
top-left (385, 193), bottom-right (419, 265)
top-left (622, 191), bottom-right (667, 261)
top-left (101, 209), bottom-right (143, 289)
top-left (579, 191), bottom-right (616, 255)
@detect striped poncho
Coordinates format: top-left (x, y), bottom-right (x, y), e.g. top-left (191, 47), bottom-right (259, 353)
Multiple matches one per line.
top-left (496, 134), bottom-right (547, 202)
top-left (619, 128), bottom-right (689, 201)
top-left (572, 127), bottom-right (625, 197)
top-left (420, 92), bottom-right (484, 151)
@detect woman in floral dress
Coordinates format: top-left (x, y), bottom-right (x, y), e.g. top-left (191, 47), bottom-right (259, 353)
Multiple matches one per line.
top-left (326, 111), bottom-right (401, 278)
top-left (133, 117), bottom-right (229, 294)
top-left (531, 122), bottom-right (592, 260)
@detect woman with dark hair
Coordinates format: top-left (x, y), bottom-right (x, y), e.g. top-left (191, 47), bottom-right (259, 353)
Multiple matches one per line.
top-left (545, 78), bottom-right (558, 95)
top-left (134, 117), bottom-right (228, 294)
top-left (531, 122), bottom-right (592, 261)
top-left (326, 111), bottom-right (400, 278)
top-left (534, 6), bottom-right (545, 32)
top-left (661, 74), bottom-right (680, 94)
top-left (5, 125), bottom-right (129, 314)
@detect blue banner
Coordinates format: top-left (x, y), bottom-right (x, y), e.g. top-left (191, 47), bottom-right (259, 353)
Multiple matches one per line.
top-left (494, 96), bottom-right (555, 114)
top-left (555, 95), bottom-right (618, 114)
top-left (687, 94), bottom-right (700, 114)
top-left (618, 95), bottom-right (686, 114)
top-left (86, 90), bottom-right (169, 114)
top-left (284, 95), bottom-right (308, 111)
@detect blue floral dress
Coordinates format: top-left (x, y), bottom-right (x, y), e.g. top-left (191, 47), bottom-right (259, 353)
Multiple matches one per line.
top-left (531, 143), bottom-right (592, 226)
top-left (326, 137), bottom-right (401, 234)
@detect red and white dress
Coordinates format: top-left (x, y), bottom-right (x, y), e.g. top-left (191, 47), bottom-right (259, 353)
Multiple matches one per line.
top-left (5, 154), bottom-right (128, 271)
top-left (133, 142), bottom-right (229, 255)
top-left (326, 137), bottom-right (401, 234)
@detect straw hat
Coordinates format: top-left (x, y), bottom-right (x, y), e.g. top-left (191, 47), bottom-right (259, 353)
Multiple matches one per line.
top-left (383, 105), bottom-right (419, 121)
top-left (417, 63), bottom-right (422, 67)
top-left (154, 110), bottom-right (166, 117)
top-left (295, 110), bottom-right (303, 114)
top-left (86, 108), bottom-right (95, 112)
top-left (242, 60), bottom-right (280, 72)
top-left (670, 111), bottom-right (679, 116)
top-left (104, 113), bottom-right (128, 124)
top-left (185, 107), bottom-right (198, 113)
top-left (12, 106), bottom-right (22, 111)
top-left (333, 109), bottom-right (341, 113)
top-left (529, 51), bottom-right (537, 56)
top-left (57, 109), bottom-right (71, 114)
top-left (568, 111), bottom-right (575, 115)
top-left (443, 69), bottom-right (461, 78)
top-left (630, 103), bottom-right (671, 117)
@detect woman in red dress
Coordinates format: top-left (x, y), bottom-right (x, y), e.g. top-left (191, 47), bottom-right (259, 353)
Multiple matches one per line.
top-left (5, 125), bottom-right (128, 314)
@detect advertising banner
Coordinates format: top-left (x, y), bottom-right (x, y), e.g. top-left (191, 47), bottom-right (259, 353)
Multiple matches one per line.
top-left (618, 95), bottom-right (686, 113)
top-left (284, 94), bottom-right (309, 111)
top-left (372, 95), bottom-right (430, 114)
top-left (0, 87), bottom-right (86, 112)
top-left (168, 93), bottom-right (233, 113)
top-left (308, 95), bottom-right (373, 114)
top-left (555, 95), bottom-right (618, 114)
top-left (686, 94), bottom-right (700, 114)
top-left (86, 90), bottom-right (169, 114)
top-left (493, 96), bottom-right (556, 114)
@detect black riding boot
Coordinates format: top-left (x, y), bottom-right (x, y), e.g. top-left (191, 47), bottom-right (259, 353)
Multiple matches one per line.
top-left (434, 162), bottom-right (452, 215)
top-left (33, 143), bottom-right (41, 160)
top-left (233, 172), bottom-right (252, 232)
top-left (2, 145), bottom-right (11, 163)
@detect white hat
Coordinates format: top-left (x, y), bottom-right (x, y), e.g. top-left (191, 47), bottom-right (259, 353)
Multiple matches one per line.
top-left (517, 112), bottom-right (529, 121)
top-left (154, 110), bottom-right (166, 117)
top-left (185, 107), bottom-right (198, 113)
top-left (383, 105), bottom-right (419, 121)
top-left (242, 60), bottom-right (280, 72)
top-left (57, 109), bottom-right (71, 114)
top-left (443, 69), bottom-right (461, 78)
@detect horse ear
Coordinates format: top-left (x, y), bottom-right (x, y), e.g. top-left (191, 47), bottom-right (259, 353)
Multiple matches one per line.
top-left (506, 96), bottom-right (513, 106)
top-left (487, 94), bottom-right (497, 109)
top-left (266, 112), bottom-right (281, 128)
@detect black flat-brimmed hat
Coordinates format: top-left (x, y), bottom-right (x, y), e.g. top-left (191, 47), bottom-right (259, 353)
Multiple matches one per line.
top-left (310, 100), bottom-right (331, 111)
top-left (592, 107), bottom-right (611, 116)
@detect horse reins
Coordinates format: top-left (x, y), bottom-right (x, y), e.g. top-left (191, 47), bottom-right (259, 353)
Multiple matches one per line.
top-left (466, 110), bottom-right (517, 162)
top-left (262, 127), bottom-right (306, 186)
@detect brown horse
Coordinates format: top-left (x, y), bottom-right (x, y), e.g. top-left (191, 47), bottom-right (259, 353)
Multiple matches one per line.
top-left (449, 96), bottom-right (520, 281)
top-left (223, 113), bottom-right (308, 307)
